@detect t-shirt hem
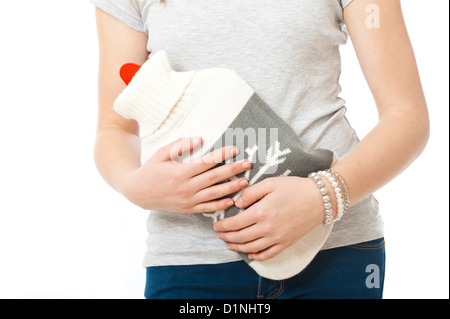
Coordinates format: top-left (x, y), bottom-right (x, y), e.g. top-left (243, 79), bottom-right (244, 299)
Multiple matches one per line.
top-left (142, 231), bottom-right (385, 268)
top-left (143, 254), bottom-right (244, 268)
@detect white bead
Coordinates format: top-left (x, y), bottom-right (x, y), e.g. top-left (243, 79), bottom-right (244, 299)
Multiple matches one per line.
top-left (320, 187), bottom-right (328, 195)
top-left (317, 180), bottom-right (324, 187)
top-left (329, 177), bottom-right (336, 183)
top-left (332, 181), bottom-right (339, 188)
top-left (335, 187), bottom-right (341, 194)
top-left (323, 195), bottom-right (331, 202)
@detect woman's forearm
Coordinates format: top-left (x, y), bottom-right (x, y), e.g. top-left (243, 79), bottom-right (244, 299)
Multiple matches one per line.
top-left (336, 0), bottom-right (431, 208)
top-left (94, 127), bottom-right (142, 195)
top-left (331, 107), bottom-right (430, 207)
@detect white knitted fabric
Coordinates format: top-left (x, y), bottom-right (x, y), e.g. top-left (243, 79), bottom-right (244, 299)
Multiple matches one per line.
top-left (114, 51), bottom-right (254, 165)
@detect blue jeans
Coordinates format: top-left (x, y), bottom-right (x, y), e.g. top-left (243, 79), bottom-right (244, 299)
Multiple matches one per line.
top-left (144, 237), bottom-right (386, 299)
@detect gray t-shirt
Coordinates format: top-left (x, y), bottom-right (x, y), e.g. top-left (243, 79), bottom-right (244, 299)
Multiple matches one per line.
top-left (91, 0), bottom-right (384, 267)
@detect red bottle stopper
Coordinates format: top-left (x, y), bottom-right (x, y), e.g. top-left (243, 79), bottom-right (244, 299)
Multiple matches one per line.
top-left (120, 63), bottom-right (142, 86)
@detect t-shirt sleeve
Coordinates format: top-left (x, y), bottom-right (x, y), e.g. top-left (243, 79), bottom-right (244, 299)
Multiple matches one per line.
top-left (90, 0), bottom-right (145, 33)
top-left (340, 0), bottom-right (354, 9)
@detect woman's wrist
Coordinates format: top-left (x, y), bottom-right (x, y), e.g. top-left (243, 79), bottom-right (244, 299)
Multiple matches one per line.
top-left (308, 169), bottom-right (350, 225)
top-left (119, 168), bottom-right (154, 209)
top-left (302, 177), bottom-right (335, 227)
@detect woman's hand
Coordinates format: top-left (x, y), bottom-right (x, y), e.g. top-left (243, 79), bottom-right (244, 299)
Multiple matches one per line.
top-left (121, 137), bottom-right (252, 213)
top-left (214, 176), bottom-right (328, 261)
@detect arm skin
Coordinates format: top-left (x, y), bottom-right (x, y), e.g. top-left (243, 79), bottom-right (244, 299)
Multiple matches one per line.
top-left (93, 8), bottom-right (148, 195)
top-left (214, 0), bottom-right (430, 261)
top-left (332, 0), bottom-right (430, 206)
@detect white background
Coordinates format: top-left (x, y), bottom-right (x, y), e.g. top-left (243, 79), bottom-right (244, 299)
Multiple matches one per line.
top-left (0, 0), bottom-right (448, 299)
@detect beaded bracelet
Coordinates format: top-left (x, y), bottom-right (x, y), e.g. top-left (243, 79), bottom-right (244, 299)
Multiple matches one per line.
top-left (308, 172), bottom-right (334, 227)
top-left (317, 171), bottom-right (344, 221)
top-left (309, 169), bottom-right (350, 225)
top-left (318, 170), bottom-right (350, 222)
top-left (326, 169), bottom-right (350, 214)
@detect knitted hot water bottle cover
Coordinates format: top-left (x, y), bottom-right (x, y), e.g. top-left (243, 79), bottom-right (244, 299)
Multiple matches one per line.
top-left (114, 50), bottom-right (338, 280)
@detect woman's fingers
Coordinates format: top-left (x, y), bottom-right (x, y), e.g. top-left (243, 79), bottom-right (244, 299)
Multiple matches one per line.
top-left (186, 146), bottom-right (241, 177)
top-left (214, 203), bottom-right (260, 232)
top-left (235, 178), bottom-right (275, 209)
top-left (191, 159), bottom-right (251, 191)
top-left (216, 223), bottom-right (262, 244)
top-left (154, 137), bottom-right (203, 162)
top-left (190, 197), bottom-right (236, 214)
top-left (227, 239), bottom-right (273, 255)
top-left (194, 177), bottom-right (249, 204)
top-left (248, 245), bottom-right (285, 261)
top-left (218, 226), bottom-right (286, 261)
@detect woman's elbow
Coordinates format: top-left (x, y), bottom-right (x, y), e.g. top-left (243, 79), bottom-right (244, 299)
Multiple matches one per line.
top-left (414, 102), bottom-right (431, 156)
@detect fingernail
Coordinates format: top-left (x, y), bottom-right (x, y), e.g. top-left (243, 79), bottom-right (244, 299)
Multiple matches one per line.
top-left (226, 200), bottom-right (234, 206)
top-left (242, 161), bottom-right (251, 169)
top-left (239, 180), bottom-right (248, 187)
top-left (230, 147), bottom-right (239, 156)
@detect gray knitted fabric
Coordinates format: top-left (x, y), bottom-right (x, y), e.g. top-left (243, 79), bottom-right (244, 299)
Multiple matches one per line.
top-left (200, 92), bottom-right (335, 276)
